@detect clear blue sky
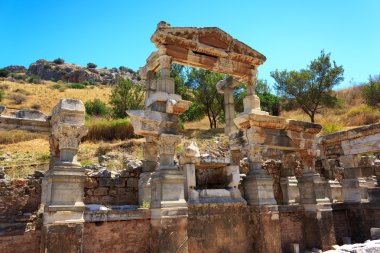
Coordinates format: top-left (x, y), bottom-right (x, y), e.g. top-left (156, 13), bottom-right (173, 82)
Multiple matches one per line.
top-left (1, 0), bottom-right (379, 89)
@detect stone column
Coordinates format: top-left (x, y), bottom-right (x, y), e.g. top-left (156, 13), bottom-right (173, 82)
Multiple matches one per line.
top-left (150, 134), bottom-right (188, 253)
top-left (339, 154), bottom-right (367, 203)
top-left (280, 153), bottom-right (300, 204)
top-left (243, 140), bottom-right (276, 206)
top-left (41, 99), bottom-right (87, 253)
top-left (157, 53), bottom-right (174, 94)
top-left (297, 149), bottom-right (336, 250)
top-left (217, 77), bottom-right (238, 135)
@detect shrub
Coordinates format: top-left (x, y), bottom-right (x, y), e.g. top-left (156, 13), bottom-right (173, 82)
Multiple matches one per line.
top-left (10, 94), bottom-right (27, 104)
top-left (321, 122), bottom-right (344, 135)
top-left (344, 105), bottom-right (380, 126)
top-left (53, 58), bottom-right (65, 64)
top-left (0, 69), bottom-right (10, 77)
top-left (31, 104), bottom-right (41, 110)
top-left (85, 98), bottom-right (109, 116)
top-left (28, 75), bottom-right (42, 84)
top-left (13, 88), bottom-right (31, 95)
top-left (84, 119), bottom-right (134, 141)
top-left (362, 78), bottom-right (380, 106)
top-left (50, 84), bottom-right (62, 89)
top-left (87, 63), bottom-right (97, 69)
top-left (67, 83), bottom-right (86, 89)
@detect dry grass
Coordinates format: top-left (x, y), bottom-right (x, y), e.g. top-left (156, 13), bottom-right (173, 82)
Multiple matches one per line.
top-left (0, 130), bottom-right (47, 144)
top-left (0, 80), bottom-right (111, 114)
top-left (84, 118), bottom-right (135, 141)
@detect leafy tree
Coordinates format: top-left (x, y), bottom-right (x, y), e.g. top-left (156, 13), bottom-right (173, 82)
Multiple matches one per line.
top-left (186, 69), bottom-right (225, 128)
top-left (109, 79), bottom-right (145, 118)
top-left (85, 98), bottom-right (109, 116)
top-left (234, 79), bottom-right (280, 115)
top-left (362, 75), bottom-right (380, 107)
top-left (87, 62), bottom-right (97, 69)
top-left (271, 51), bottom-right (344, 122)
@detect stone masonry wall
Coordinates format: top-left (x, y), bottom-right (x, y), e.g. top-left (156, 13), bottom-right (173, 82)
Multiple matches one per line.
top-left (279, 205), bottom-right (305, 253)
top-left (84, 167), bottom-right (141, 205)
top-left (188, 203), bottom-right (253, 253)
top-left (82, 220), bottom-right (151, 253)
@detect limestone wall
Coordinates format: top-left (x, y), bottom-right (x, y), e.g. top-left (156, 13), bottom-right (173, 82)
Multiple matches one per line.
top-left (279, 205), bottom-right (305, 252)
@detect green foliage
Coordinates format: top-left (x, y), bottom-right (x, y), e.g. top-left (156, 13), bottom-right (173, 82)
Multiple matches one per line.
top-left (271, 50), bottom-right (344, 122)
top-left (109, 79), bottom-right (145, 118)
top-left (362, 76), bottom-right (380, 107)
top-left (87, 62), bottom-right (97, 69)
top-left (67, 83), bottom-right (86, 89)
top-left (28, 75), bottom-right (42, 84)
top-left (321, 122), bottom-right (344, 135)
top-left (180, 102), bottom-right (205, 122)
top-left (0, 69), bottom-right (10, 78)
top-left (84, 118), bottom-right (134, 141)
top-left (85, 98), bottom-right (109, 116)
top-left (53, 58), bottom-right (65, 64)
top-left (234, 80), bottom-right (280, 115)
top-left (186, 69), bottom-right (225, 128)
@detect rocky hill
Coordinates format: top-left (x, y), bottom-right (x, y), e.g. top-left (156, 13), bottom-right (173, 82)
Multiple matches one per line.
top-left (3, 60), bottom-right (141, 85)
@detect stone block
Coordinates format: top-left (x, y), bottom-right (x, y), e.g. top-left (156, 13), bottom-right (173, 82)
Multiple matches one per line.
top-left (93, 187), bottom-right (108, 196)
top-left (99, 177), bottom-right (111, 187)
top-left (370, 228), bottom-right (380, 240)
top-left (114, 177), bottom-right (125, 188)
top-left (127, 178), bottom-right (138, 188)
top-left (368, 188), bottom-right (380, 203)
top-left (84, 177), bottom-right (98, 189)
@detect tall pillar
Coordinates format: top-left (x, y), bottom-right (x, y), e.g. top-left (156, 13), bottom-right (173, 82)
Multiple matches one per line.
top-left (297, 149), bottom-right (336, 250)
top-left (150, 134), bottom-right (188, 253)
top-left (216, 76), bottom-right (238, 135)
top-left (41, 99), bottom-right (87, 253)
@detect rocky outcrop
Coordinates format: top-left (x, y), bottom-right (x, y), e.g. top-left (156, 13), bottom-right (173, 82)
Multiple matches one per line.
top-left (3, 65), bottom-right (27, 73)
top-left (26, 59), bottom-right (141, 84)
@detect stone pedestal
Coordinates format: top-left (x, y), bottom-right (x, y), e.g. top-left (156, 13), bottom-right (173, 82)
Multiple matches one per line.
top-left (327, 180), bottom-right (343, 203)
top-left (244, 162), bottom-right (277, 206)
top-left (343, 178), bottom-right (367, 203)
top-left (138, 172), bottom-right (153, 206)
top-left (281, 176), bottom-right (299, 204)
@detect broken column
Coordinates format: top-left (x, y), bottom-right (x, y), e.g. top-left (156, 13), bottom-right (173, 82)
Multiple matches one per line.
top-left (217, 76), bottom-right (239, 135)
top-left (179, 142), bottom-right (200, 202)
top-left (41, 99), bottom-right (88, 253)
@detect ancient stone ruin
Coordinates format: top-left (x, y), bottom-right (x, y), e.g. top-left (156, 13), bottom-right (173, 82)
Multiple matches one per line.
top-left (0, 22), bottom-right (380, 253)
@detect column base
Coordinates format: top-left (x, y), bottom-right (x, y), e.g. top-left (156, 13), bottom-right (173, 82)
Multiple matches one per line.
top-left (343, 178), bottom-right (367, 203)
top-left (150, 169), bottom-right (187, 209)
top-left (244, 173), bottom-right (277, 206)
top-left (280, 176), bottom-right (300, 204)
top-left (327, 180), bottom-right (343, 203)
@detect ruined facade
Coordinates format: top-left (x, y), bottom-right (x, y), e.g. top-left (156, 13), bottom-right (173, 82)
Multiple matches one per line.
top-left (0, 22), bottom-right (380, 253)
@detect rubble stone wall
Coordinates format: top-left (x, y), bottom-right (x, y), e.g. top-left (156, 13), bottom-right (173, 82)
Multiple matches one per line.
top-left (279, 205), bottom-right (305, 253)
top-left (0, 230), bottom-right (41, 253)
top-left (84, 169), bottom-right (140, 206)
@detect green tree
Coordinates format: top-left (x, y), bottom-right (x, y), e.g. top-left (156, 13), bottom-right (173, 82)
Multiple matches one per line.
top-left (234, 79), bottom-right (280, 115)
top-left (271, 51), bottom-right (344, 123)
top-left (85, 98), bottom-right (109, 116)
top-left (0, 69), bottom-right (10, 78)
top-left (186, 69), bottom-right (225, 128)
top-left (109, 79), bottom-right (145, 118)
top-left (362, 75), bottom-right (380, 107)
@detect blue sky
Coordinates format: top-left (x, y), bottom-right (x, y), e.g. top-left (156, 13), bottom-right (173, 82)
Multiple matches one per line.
top-left (1, 0), bottom-right (379, 89)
